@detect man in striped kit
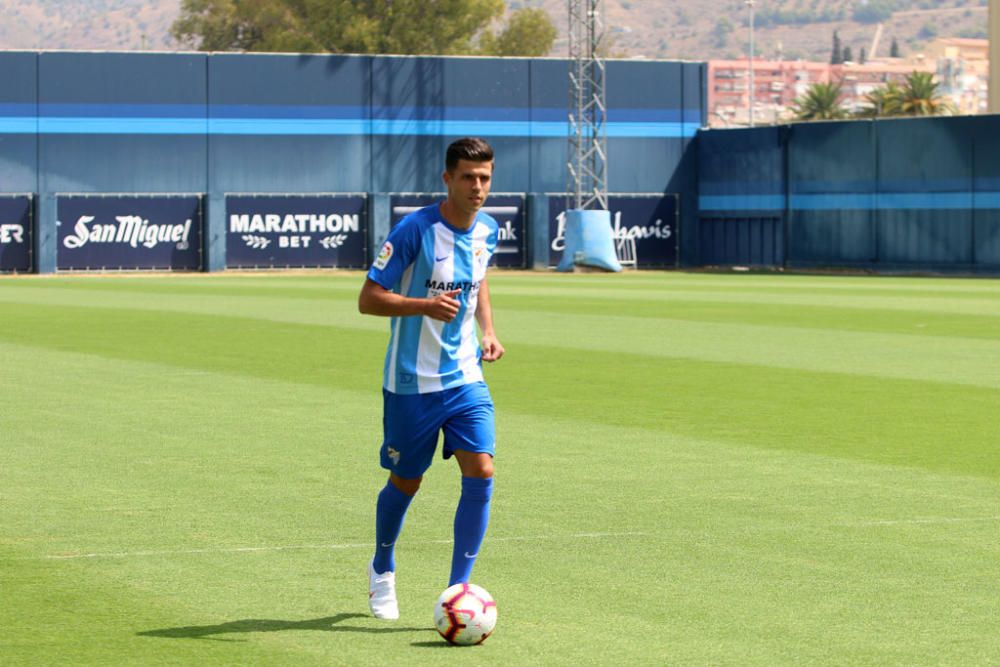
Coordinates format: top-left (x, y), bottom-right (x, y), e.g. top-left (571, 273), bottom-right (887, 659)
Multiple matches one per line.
top-left (358, 137), bottom-right (504, 620)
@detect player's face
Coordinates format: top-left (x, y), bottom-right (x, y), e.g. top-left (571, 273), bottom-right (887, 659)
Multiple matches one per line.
top-left (444, 159), bottom-right (493, 215)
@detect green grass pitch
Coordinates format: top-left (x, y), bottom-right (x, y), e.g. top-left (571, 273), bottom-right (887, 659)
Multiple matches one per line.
top-left (2, 270), bottom-right (1000, 665)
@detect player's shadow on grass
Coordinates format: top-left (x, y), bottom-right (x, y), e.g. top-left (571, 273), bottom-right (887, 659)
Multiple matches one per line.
top-left (410, 640), bottom-right (460, 648)
top-left (138, 613), bottom-right (431, 642)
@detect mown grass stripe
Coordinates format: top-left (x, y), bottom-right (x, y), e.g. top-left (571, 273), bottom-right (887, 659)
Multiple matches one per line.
top-left (3, 283), bottom-right (1000, 391)
top-left (3, 294), bottom-right (999, 480)
top-left (5, 278), bottom-right (1000, 342)
top-left (6, 271), bottom-right (1000, 296)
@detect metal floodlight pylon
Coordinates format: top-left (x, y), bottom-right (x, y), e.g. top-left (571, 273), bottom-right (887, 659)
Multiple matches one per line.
top-left (567, 0), bottom-right (608, 211)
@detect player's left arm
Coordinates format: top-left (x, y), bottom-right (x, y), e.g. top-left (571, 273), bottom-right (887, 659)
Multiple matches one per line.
top-left (476, 278), bottom-right (504, 362)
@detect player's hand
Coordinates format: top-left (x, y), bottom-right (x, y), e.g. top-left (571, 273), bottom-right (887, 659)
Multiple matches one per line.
top-left (424, 289), bottom-right (463, 322)
top-left (480, 332), bottom-right (504, 362)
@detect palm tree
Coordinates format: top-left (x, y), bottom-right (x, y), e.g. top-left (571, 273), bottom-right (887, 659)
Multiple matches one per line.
top-left (791, 81), bottom-right (848, 121)
top-left (857, 81), bottom-right (904, 118)
top-left (898, 71), bottom-right (954, 116)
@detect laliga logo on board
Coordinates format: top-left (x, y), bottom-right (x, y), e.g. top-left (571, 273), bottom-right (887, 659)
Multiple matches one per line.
top-left (63, 215), bottom-right (192, 250)
top-left (550, 210), bottom-right (672, 252)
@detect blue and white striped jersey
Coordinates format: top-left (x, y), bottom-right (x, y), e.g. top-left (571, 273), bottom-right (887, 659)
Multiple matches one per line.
top-left (367, 204), bottom-right (499, 395)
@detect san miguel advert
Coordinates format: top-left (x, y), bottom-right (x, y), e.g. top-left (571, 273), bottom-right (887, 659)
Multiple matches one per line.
top-left (56, 195), bottom-right (202, 271)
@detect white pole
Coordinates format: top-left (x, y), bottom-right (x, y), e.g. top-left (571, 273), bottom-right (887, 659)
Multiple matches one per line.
top-left (991, 0), bottom-right (1000, 112)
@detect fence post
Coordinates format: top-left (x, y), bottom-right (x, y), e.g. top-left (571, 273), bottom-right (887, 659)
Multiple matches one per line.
top-left (369, 193), bottom-right (391, 264)
top-left (35, 193), bottom-right (57, 274)
top-left (528, 193), bottom-right (549, 270)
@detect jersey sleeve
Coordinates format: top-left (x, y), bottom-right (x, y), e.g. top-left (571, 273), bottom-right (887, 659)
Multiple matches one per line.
top-left (367, 217), bottom-right (423, 290)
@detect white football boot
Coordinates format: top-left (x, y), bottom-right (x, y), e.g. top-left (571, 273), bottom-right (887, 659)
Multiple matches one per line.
top-left (368, 560), bottom-right (400, 620)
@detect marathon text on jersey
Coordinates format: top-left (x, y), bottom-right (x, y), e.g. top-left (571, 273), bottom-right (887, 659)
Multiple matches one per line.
top-left (425, 279), bottom-right (482, 293)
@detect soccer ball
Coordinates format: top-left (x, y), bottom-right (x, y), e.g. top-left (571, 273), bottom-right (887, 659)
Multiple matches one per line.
top-left (433, 583), bottom-right (497, 645)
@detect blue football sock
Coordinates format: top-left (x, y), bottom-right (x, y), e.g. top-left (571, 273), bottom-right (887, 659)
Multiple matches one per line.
top-left (449, 476), bottom-right (494, 586)
top-left (373, 481), bottom-right (414, 574)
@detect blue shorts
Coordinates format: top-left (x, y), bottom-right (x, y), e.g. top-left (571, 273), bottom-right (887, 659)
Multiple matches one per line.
top-left (380, 381), bottom-right (495, 479)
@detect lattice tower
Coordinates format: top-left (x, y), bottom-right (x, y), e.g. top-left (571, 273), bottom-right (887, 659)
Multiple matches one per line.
top-left (567, 0), bottom-right (608, 210)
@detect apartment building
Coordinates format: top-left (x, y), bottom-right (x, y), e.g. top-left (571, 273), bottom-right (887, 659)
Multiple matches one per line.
top-left (707, 38), bottom-right (988, 126)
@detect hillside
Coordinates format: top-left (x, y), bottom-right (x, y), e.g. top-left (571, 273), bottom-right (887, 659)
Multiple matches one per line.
top-left (0, 0), bottom-right (989, 63)
top-left (0, 0), bottom-right (181, 51)
top-left (576, 0), bottom-right (989, 62)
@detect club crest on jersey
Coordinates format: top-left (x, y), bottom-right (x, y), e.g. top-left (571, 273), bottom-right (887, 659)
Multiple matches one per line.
top-left (373, 241), bottom-right (393, 270)
top-left (473, 246), bottom-right (489, 269)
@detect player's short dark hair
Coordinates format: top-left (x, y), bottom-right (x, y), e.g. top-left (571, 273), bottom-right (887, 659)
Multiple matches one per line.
top-left (446, 137), bottom-right (494, 172)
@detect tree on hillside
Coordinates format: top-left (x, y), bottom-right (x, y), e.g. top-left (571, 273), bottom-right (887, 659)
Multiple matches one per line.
top-left (713, 17), bottom-right (733, 48)
top-left (171, 0), bottom-right (315, 52)
top-left (478, 8), bottom-right (557, 57)
top-left (842, 45), bottom-right (853, 63)
top-left (830, 30), bottom-right (842, 64)
top-left (852, 0), bottom-right (895, 23)
top-left (791, 81), bottom-right (848, 121)
top-left (890, 37), bottom-right (900, 58)
top-left (918, 22), bottom-right (938, 40)
top-left (172, 0), bottom-right (556, 57)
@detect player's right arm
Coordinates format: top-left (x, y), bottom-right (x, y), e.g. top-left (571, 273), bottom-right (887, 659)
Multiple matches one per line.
top-left (358, 280), bottom-right (461, 322)
top-left (360, 217), bottom-right (462, 322)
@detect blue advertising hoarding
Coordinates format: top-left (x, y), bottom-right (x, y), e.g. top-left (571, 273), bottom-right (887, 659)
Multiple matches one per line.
top-left (56, 195), bottom-right (203, 271)
top-left (0, 195), bottom-right (32, 273)
top-left (225, 194), bottom-right (368, 269)
top-left (547, 194), bottom-right (679, 268)
top-left (390, 194), bottom-right (526, 268)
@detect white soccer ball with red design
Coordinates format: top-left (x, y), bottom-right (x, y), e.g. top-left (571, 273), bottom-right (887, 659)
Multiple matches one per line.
top-left (433, 583), bottom-right (497, 645)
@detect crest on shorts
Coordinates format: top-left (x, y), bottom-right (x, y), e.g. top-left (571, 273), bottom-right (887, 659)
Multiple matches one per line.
top-left (387, 447), bottom-right (401, 465)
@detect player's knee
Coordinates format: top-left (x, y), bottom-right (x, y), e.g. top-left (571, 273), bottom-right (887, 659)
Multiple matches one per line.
top-left (454, 450), bottom-right (494, 478)
top-left (390, 474), bottom-right (422, 496)
top-left (468, 457), bottom-right (494, 479)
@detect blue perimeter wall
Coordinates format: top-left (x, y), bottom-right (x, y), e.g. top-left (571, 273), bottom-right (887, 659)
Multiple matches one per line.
top-left (698, 117), bottom-right (1000, 273)
top-left (0, 51), bottom-right (705, 272)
